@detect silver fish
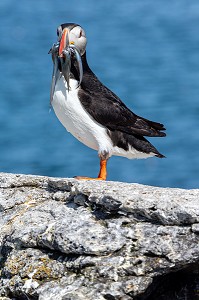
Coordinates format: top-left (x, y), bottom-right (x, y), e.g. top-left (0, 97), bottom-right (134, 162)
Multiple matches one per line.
top-left (70, 44), bottom-right (83, 88)
top-left (49, 41), bottom-right (83, 96)
top-left (60, 49), bottom-right (71, 92)
top-left (49, 43), bottom-right (60, 106)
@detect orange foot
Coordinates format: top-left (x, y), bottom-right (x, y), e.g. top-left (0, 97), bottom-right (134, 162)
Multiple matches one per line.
top-left (74, 159), bottom-right (107, 181)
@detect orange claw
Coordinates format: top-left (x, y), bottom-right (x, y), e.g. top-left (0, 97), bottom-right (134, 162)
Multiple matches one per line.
top-left (75, 159), bottom-right (107, 181)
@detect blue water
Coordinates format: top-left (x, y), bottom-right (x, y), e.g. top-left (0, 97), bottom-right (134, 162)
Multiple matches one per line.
top-left (0, 0), bottom-right (199, 188)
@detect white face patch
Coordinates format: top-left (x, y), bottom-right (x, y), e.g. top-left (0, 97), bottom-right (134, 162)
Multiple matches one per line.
top-left (69, 26), bottom-right (87, 55)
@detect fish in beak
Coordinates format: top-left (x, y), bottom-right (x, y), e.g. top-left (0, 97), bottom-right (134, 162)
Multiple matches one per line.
top-left (49, 26), bottom-right (84, 103)
top-left (58, 28), bottom-right (71, 91)
top-left (49, 42), bottom-right (60, 106)
top-left (69, 44), bottom-right (83, 89)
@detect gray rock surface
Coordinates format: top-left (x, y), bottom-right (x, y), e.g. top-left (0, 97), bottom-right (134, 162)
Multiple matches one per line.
top-left (0, 172), bottom-right (199, 299)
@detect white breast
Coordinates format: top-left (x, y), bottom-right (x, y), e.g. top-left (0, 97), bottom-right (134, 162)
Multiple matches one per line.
top-left (52, 77), bottom-right (113, 155)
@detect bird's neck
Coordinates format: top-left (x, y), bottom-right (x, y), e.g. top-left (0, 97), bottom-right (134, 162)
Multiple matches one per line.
top-left (70, 51), bottom-right (98, 90)
top-left (81, 52), bottom-right (92, 73)
top-left (80, 52), bottom-right (102, 91)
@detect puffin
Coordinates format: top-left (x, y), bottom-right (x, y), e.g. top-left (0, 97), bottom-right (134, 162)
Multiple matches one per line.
top-left (49, 23), bottom-right (166, 180)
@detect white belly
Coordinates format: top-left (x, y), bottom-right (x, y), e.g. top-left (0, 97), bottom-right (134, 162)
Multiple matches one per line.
top-left (52, 77), bottom-right (155, 160)
top-left (52, 78), bottom-right (113, 154)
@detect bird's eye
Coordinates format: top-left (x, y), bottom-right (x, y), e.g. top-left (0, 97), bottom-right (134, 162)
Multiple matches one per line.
top-left (79, 29), bottom-right (82, 38)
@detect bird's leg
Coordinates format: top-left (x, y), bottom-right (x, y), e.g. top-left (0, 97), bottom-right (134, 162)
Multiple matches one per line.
top-left (97, 159), bottom-right (107, 180)
top-left (74, 159), bottom-right (107, 181)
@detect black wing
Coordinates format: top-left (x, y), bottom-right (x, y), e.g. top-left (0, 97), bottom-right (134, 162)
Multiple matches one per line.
top-left (78, 71), bottom-right (166, 137)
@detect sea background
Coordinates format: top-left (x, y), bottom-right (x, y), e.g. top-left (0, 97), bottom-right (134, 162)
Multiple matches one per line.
top-left (0, 0), bottom-right (199, 188)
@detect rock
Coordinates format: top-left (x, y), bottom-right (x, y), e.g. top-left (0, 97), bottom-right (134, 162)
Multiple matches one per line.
top-left (0, 172), bottom-right (199, 300)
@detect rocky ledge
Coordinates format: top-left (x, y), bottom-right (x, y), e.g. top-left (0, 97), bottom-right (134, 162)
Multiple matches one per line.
top-left (0, 172), bottom-right (199, 300)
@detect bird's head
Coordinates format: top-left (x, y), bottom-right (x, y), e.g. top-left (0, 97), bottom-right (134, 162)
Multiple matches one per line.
top-left (57, 23), bottom-right (87, 56)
